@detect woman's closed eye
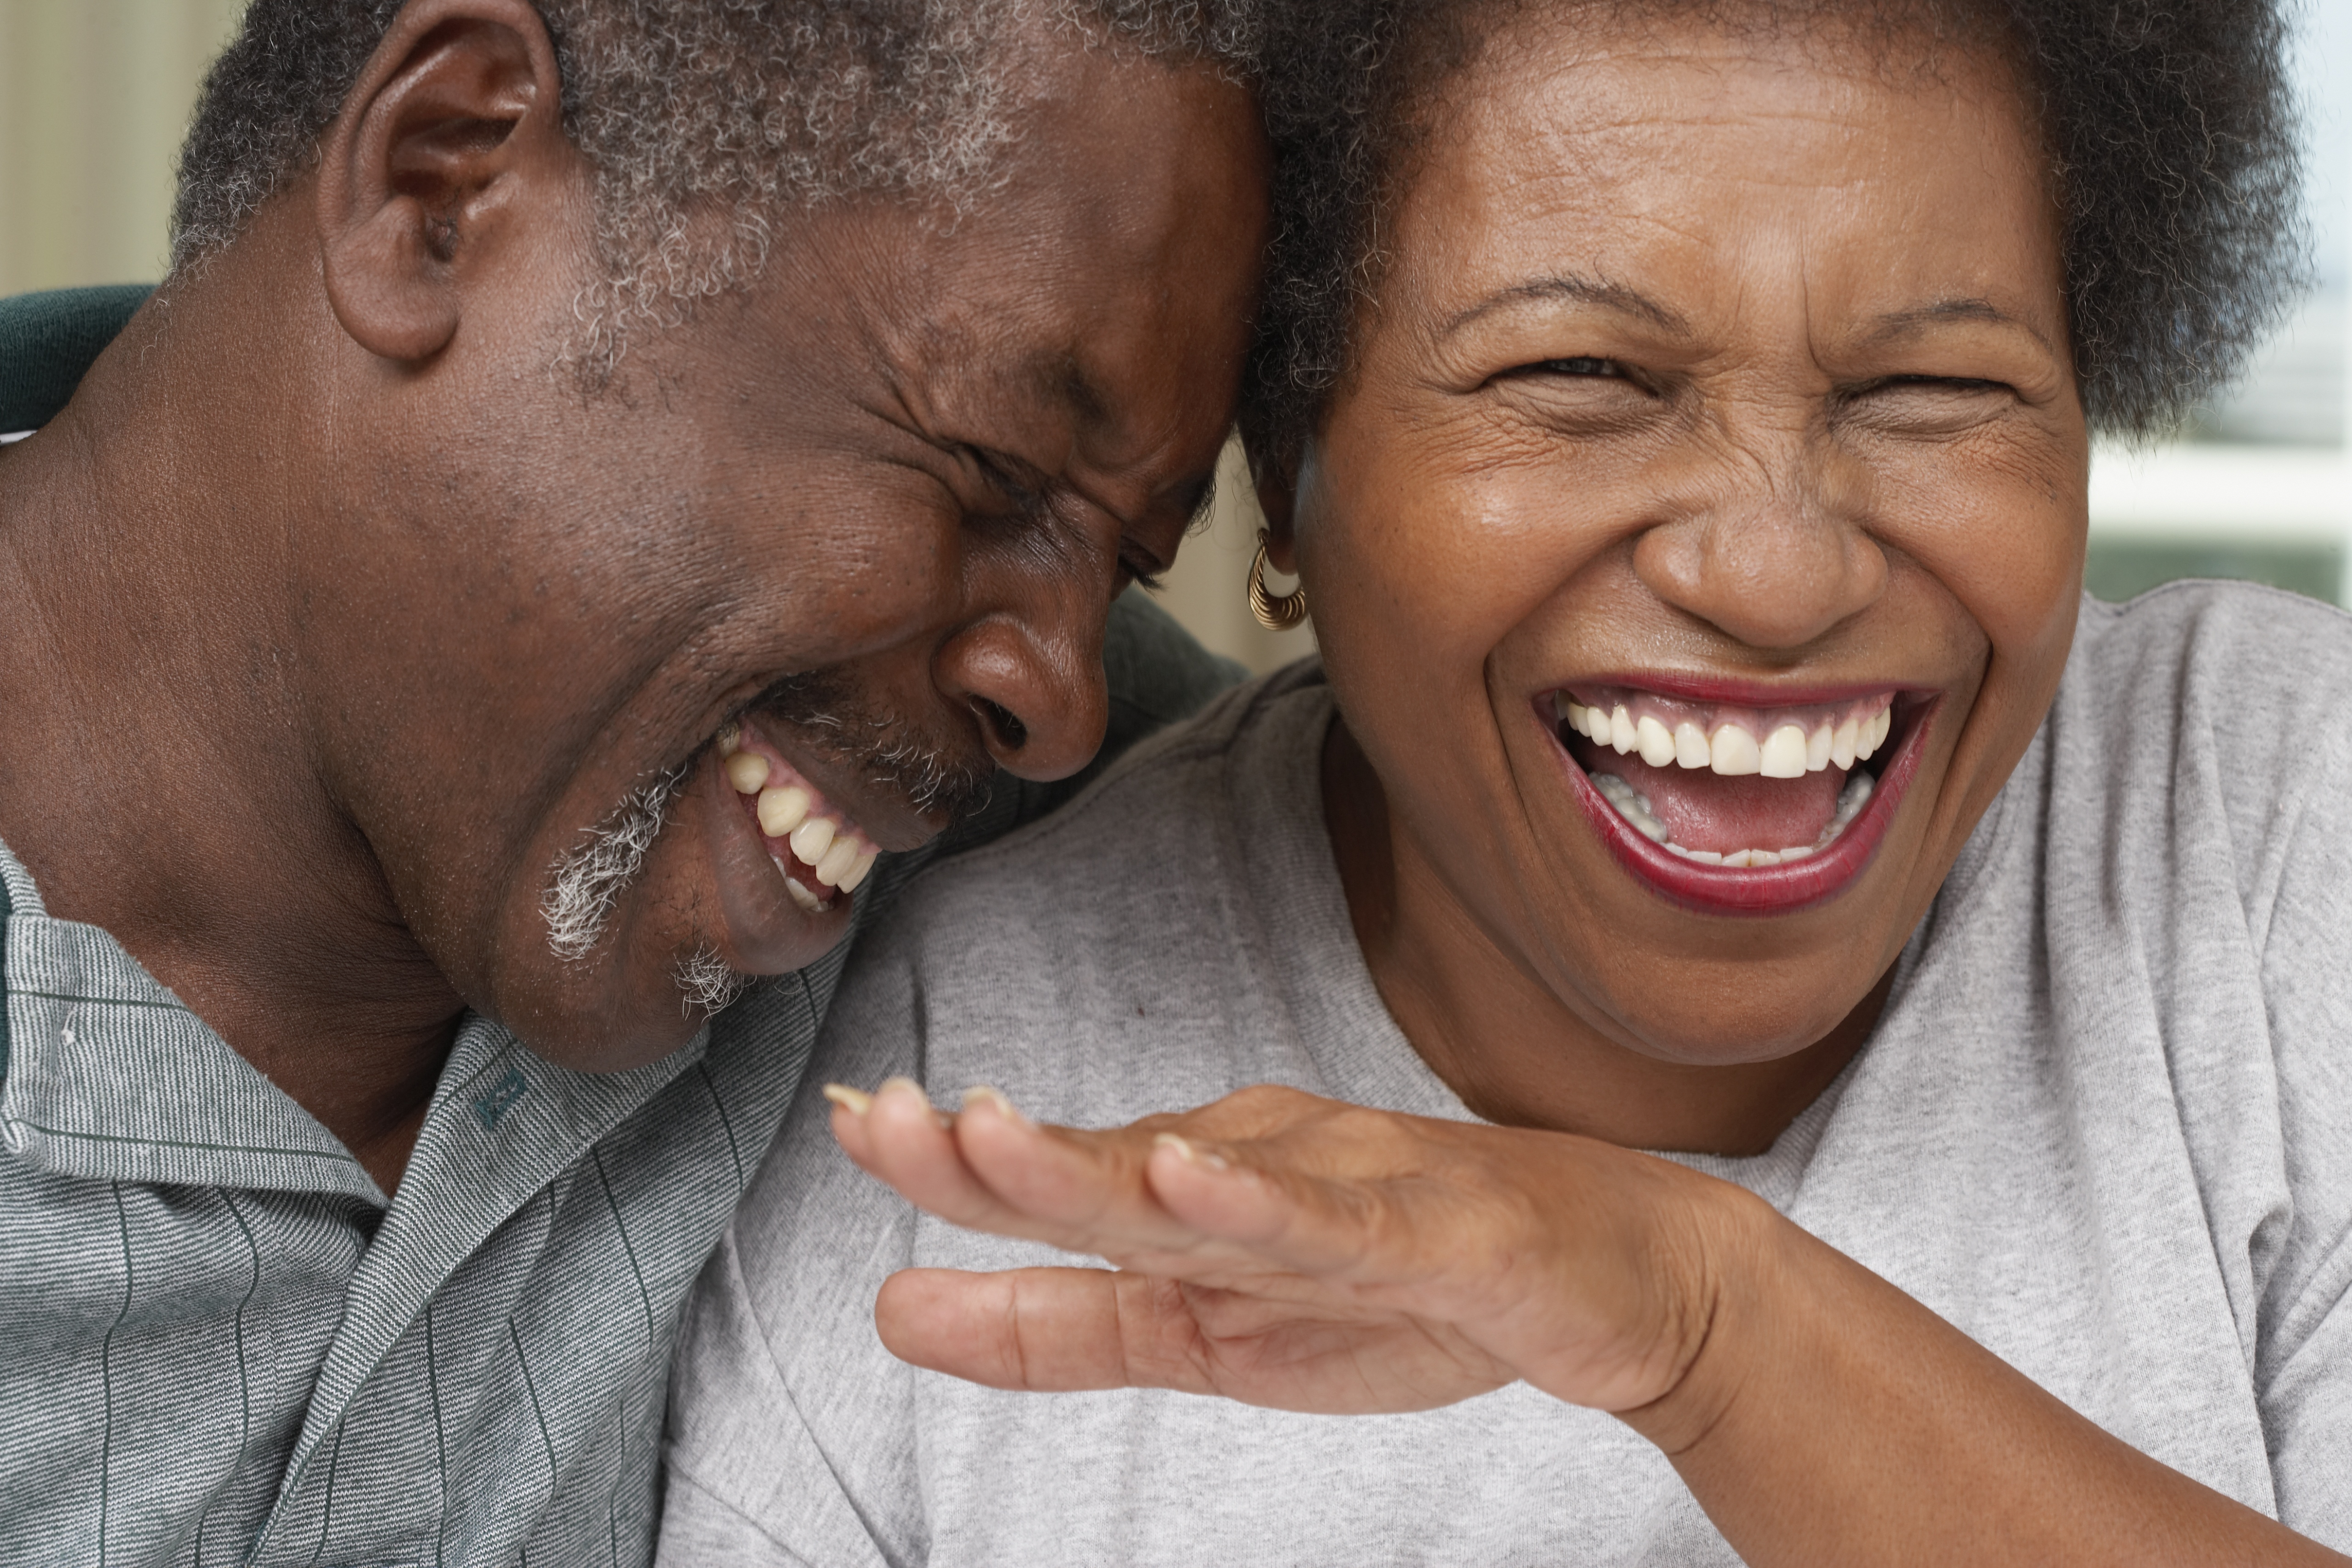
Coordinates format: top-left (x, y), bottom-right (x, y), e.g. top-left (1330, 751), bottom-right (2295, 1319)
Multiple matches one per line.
top-left (1488, 354), bottom-right (1663, 431)
top-left (1501, 354), bottom-right (1653, 389)
top-left (1117, 546), bottom-right (1168, 593)
top-left (1840, 374), bottom-right (2021, 436)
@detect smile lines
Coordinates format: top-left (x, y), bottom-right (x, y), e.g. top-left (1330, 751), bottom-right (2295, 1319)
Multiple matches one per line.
top-left (719, 723), bottom-right (880, 913)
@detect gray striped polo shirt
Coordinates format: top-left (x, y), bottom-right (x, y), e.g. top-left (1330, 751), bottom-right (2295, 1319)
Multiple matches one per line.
top-left (0, 591), bottom-right (1242, 1568)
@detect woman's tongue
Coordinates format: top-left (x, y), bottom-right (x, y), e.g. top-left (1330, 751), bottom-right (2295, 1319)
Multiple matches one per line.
top-left (1600, 750), bottom-right (1847, 853)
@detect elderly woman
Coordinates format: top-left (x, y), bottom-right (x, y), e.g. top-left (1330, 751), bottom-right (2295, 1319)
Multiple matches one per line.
top-left (658, 0), bottom-right (2347, 1561)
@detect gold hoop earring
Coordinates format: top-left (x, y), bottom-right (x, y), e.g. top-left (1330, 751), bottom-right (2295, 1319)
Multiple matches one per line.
top-left (1247, 530), bottom-right (1309, 631)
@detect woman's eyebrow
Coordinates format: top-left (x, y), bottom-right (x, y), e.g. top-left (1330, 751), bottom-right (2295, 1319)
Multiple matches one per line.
top-left (1865, 298), bottom-right (2058, 355)
top-left (1440, 275), bottom-right (1692, 340)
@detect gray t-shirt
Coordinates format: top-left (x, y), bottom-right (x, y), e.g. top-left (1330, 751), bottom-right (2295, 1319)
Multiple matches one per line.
top-left (659, 583), bottom-right (2352, 1566)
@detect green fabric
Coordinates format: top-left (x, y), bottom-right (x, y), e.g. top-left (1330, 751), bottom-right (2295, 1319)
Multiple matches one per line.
top-left (0, 285), bottom-right (155, 432)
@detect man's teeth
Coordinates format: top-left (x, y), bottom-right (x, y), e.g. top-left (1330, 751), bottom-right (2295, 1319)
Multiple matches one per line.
top-left (1557, 694), bottom-right (1894, 776)
top-left (1592, 769), bottom-right (1876, 865)
top-left (721, 727), bottom-right (880, 898)
top-left (724, 749), bottom-right (770, 795)
top-left (788, 815), bottom-right (835, 867)
top-left (758, 785), bottom-right (813, 839)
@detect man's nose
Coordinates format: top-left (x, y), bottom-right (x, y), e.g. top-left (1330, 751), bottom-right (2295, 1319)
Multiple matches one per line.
top-left (1629, 430), bottom-right (1888, 650)
top-left (931, 582), bottom-right (1112, 783)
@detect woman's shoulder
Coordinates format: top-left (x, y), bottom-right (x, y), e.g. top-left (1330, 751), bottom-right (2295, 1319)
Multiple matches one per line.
top-left (859, 659), bottom-right (1334, 974)
top-left (2069, 579), bottom-right (2352, 727)
top-left (2045, 582), bottom-right (2352, 854)
top-left (801, 658), bottom-right (1339, 1122)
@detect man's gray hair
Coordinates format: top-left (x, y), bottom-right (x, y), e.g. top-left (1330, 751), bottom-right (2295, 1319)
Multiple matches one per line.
top-left (540, 764), bottom-right (688, 963)
top-left (172, 0), bottom-right (1262, 371)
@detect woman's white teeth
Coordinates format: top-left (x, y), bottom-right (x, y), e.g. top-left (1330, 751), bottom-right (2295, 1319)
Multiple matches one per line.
top-left (1592, 768), bottom-right (1878, 865)
top-left (1559, 695), bottom-right (1894, 775)
top-left (1592, 774), bottom-right (1671, 843)
top-left (757, 784), bottom-right (812, 839)
top-left (1759, 724), bottom-right (1809, 778)
top-left (1710, 724), bottom-right (1763, 776)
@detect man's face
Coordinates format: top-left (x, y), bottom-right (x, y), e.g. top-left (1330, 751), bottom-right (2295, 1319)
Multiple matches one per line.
top-left (302, 43), bottom-right (1268, 1069)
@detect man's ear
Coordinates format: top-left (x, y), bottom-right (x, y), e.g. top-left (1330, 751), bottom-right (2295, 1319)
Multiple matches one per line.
top-left (316, 0), bottom-right (570, 364)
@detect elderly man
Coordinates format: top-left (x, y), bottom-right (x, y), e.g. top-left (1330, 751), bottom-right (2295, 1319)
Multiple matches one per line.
top-left (0, 0), bottom-right (1266, 1562)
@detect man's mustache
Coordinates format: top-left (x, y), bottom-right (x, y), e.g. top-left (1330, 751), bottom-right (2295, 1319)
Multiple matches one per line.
top-left (749, 668), bottom-right (996, 825)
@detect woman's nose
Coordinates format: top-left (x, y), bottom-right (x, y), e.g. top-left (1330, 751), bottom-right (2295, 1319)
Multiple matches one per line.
top-left (931, 593), bottom-right (1111, 783)
top-left (1630, 437), bottom-right (1888, 650)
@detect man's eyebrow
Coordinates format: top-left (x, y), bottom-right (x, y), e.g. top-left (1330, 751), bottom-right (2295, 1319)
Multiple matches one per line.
top-left (1442, 275), bottom-right (1692, 339)
top-left (1867, 297), bottom-right (2058, 354)
top-left (1014, 351), bottom-right (1111, 427)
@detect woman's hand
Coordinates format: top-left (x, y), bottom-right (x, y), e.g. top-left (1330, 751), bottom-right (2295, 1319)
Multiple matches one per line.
top-left (826, 1077), bottom-right (1753, 1427)
top-left (829, 1078), bottom-right (2351, 1568)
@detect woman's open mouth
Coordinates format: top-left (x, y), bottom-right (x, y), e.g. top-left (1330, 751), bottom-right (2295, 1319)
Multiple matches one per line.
top-left (1543, 680), bottom-right (1932, 916)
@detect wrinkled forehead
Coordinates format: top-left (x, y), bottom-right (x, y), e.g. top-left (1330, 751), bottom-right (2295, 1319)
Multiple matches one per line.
top-left (1373, 3), bottom-right (2059, 343)
top-left (1418, 0), bottom-right (2032, 116)
top-left (875, 51), bottom-right (1266, 447)
top-left (1384, 0), bottom-right (2043, 231)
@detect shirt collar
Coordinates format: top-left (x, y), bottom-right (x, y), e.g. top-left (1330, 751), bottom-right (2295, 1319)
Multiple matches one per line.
top-left (0, 836), bottom-right (713, 1205)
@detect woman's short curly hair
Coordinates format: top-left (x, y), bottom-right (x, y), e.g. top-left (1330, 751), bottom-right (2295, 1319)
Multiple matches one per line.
top-left (1241, 0), bottom-right (2306, 458)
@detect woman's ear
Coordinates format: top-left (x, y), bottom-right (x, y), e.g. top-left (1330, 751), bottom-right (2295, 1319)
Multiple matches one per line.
top-left (315, 0), bottom-right (570, 364)
top-left (1251, 448), bottom-right (1302, 576)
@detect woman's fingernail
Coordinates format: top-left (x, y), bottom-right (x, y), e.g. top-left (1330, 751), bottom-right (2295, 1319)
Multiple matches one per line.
top-left (876, 1076), bottom-right (953, 1128)
top-left (960, 1085), bottom-right (1026, 1123)
top-left (822, 1083), bottom-right (873, 1116)
top-left (1154, 1132), bottom-right (1228, 1170)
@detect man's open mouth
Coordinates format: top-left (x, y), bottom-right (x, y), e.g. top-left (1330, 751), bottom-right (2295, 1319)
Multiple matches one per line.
top-left (1545, 681), bottom-right (1930, 916)
top-left (718, 721), bottom-right (881, 916)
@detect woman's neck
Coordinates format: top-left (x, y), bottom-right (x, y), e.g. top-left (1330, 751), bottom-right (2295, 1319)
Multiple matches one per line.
top-left (1321, 717), bottom-right (1891, 1157)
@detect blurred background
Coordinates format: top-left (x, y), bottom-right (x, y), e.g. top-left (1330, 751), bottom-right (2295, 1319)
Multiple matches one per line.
top-left (1, 0), bottom-right (2346, 674)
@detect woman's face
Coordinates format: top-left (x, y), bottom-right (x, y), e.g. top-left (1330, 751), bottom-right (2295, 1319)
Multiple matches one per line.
top-left (1299, 16), bottom-right (2085, 1070)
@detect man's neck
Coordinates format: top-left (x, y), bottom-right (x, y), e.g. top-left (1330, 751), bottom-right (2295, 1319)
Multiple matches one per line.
top-left (0, 280), bottom-right (467, 1192)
